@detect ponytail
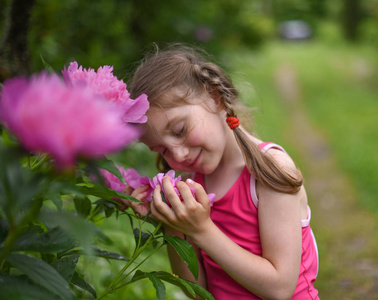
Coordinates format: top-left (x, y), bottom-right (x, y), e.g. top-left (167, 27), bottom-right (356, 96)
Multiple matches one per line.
top-left (233, 127), bottom-right (303, 194)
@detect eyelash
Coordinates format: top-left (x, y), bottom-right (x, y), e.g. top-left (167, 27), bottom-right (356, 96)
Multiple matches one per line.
top-left (174, 126), bottom-right (185, 137)
top-left (161, 125), bottom-right (186, 156)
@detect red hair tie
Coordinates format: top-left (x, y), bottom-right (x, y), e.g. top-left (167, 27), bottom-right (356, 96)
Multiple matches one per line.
top-left (226, 117), bottom-right (240, 130)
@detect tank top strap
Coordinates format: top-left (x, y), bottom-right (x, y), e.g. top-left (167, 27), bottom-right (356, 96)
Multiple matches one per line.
top-left (258, 142), bottom-right (287, 154)
top-left (250, 142), bottom-right (286, 207)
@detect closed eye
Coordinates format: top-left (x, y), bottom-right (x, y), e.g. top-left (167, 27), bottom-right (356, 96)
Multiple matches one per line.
top-left (173, 125), bottom-right (185, 137)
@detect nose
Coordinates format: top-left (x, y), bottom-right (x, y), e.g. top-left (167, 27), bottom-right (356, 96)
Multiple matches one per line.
top-left (169, 144), bottom-right (189, 163)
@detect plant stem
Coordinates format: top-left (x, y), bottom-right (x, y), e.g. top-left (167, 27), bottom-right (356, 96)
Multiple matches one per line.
top-left (30, 154), bottom-right (49, 170)
top-left (114, 243), bottom-right (164, 291)
top-left (96, 222), bottom-right (162, 300)
top-left (0, 198), bottom-right (42, 267)
top-left (0, 225), bottom-right (17, 268)
top-left (87, 205), bottom-right (103, 222)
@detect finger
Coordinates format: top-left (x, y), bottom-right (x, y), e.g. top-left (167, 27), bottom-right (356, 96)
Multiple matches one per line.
top-left (176, 181), bottom-right (197, 207)
top-left (116, 184), bottom-right (134, 209)
top-left (117, 197), bottom-right (131, 211)
top-left (186, 179), bottom-right (210, 209)
top-left (153, 184), bottom-right (177, 218)
top-left (130, 185), bottom-right (150, 202)
top-left (123, 184), bottom-right (134, 195)
top-left (120, 184), bottom-right (150, 213)
top-left (131, 185), bottom-right (149, 197)
top-left (161, 176), bottom-right (182, 210)
top-left (119, 202), bottom-right (129, 211)
top-left (150, 200), bottom-right (170, 224)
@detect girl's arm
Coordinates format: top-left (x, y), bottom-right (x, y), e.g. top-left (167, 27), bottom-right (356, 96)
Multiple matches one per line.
top-left (151, 168), bottom-right (302, 299)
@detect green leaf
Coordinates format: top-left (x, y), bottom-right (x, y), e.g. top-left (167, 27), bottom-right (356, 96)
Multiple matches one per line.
top-left (0, 218), bottom-right (9, 244)
top-left (62, 247), bottom-right (128, 261)
top-left (50, 255), bottom-right (79, 283)
top-left (41, 253), bottom-right (55, 264)
top-left (164, 235), bottom-right (199, 280)
top-left (181, 278), bottom-right (214, 300)
top-left (104, 202), bottom-right (115, 218)
top-left (92, 248), bottom-right (128, 260)
top-left (0, 274), bottom-right (61, 300)
top-left (1, 129), bottom-right (17, 147)
top-left (131, 271), bottom-right (214, 300)
top-left (71, 271), bottom-right (97, 298)
top-left (154, 271), bottom-right (214, 300)
top-left (6, 253), bottom-right (75, 299)
top-left (73, 196), bottom-right (92, 217)
top-left (77, 182), bottom-right (140, 202)
top-left (133, 228), bottom-right (151, 248)
top-left (95, 158), bottom-right (126, 184)
top-left (0, 147), bottom-right (45, 223)
top-left (145, 272), bottom-right (166, 300)
top-left (40, 55), bottom-right (55, 73)
top-left (41, 210), bottom-right (97, 254)
top-left (45, 181), bottom-right (64, 210)
top-left (13, 226), bottom-right (75, 253)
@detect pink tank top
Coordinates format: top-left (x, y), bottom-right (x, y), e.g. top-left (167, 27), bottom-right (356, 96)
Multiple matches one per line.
top-left (194, 143), bottom-right (319, 299)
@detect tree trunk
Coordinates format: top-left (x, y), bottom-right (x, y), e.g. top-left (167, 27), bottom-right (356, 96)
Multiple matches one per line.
top-left (342, 0), bottom-right (362, 41)
top-left (0, 0), bottom-right (36, 81)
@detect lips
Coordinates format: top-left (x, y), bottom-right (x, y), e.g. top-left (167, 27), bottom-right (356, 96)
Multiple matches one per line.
top-left (188, 150), bottom-right (202, 168)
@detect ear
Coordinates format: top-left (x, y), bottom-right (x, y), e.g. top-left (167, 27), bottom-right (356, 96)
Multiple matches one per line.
top-left (208, 87), bottom-right (224, 109)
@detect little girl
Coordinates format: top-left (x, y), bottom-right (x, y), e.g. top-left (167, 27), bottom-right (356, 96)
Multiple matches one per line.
top-left (123, 45), bottom-right (319, 299)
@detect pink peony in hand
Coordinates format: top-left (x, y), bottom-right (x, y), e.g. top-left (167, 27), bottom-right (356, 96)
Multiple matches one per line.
top-left (0, 72), bottom-right (141, 169)
top-left (100, 167), bottom-right (215, 206)
top-left (62, 61), bottom-right (149, 124)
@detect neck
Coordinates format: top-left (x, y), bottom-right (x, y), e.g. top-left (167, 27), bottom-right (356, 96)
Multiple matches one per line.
top-left (203, 126), bottom-right (249, 197)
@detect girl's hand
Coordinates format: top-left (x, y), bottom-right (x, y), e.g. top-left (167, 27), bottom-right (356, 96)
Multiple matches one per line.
top-left (150, 177), bottom-right (212, 236)
top-left (119, 184), bottom-right (151, 216)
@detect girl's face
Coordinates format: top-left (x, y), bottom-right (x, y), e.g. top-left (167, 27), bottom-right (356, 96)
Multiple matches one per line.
top-left (140, 93), bottom-right (231, 175)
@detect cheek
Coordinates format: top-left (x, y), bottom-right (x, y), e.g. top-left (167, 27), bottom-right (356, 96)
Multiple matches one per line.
top-left (186, 129), bottom-right (203, 145)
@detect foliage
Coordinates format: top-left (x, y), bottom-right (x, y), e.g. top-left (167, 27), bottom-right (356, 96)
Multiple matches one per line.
top-left (23, 0), bottom-right (276, 77)
top-left (0, 65), bottom-right (213, 299)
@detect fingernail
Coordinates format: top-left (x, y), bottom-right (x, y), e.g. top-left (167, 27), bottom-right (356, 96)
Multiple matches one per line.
top-left (186, 178), bottom-right (194, 186)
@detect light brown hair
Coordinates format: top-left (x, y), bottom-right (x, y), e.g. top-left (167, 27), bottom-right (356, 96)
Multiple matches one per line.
top-left (129, 45), bottom-right (302, 194)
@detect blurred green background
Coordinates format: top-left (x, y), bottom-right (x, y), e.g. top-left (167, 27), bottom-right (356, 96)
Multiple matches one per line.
top-left (1, 0), bottom-right (378, 298)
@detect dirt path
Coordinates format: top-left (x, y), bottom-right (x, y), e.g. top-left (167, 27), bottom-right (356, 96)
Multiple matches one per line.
top-left (275, 64), bottom-right (378, 299)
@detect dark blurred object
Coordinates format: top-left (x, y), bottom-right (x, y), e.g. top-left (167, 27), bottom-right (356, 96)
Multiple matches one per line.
top-left (278, 20), bottom-right (312, 41)
top-left (194, 27), bottom-right (213, 43)
top-left (342, 0), bottom-right (362, 41)
top-left (0, 0), bottom-right (36, 81)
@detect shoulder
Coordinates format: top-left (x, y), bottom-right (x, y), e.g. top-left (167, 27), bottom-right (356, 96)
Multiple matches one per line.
top-left (264, 147), bottom-right (300, 180)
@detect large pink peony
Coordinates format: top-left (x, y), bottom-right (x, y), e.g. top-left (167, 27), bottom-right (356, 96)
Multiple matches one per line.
top-left (0, 72), bottom-right (141, 168)
top-left (100, 167), bottom-right (215, 206)
top-left (62, 61), bottom-right (149, 124)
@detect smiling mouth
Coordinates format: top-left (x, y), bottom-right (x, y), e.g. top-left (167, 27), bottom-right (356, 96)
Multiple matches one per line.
top-left (189, 150), bottom-right (202, 167)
